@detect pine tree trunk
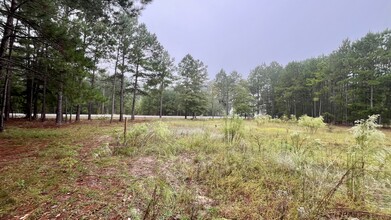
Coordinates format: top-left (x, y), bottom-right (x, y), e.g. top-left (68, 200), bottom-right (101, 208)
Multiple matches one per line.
top-left (3, 20), bottom-right (17, 122)
top-left (111, 40), bottom-right (120, 123)
top-left (88, 53), bottom-right (98, 120)
top-left (119, 49), bottom-right (125, 122)
top-left (370, 85), bottom-right (373, 109)
top-left (4, 76), bottom-right (11, 121)
top-left (56, 82), bottom-right (63, 125)
top-left (64, 97), bottom-right (68, 123)
top-left (130, 64), bottom-right (139, 121)
top-left (69, 106), bottom-right (72, 123)
top-left (41, 76), bottom-right (46, 122)
top-left (159, 82), bottom-right (164, 118)
top-left (319, 99), bottom-right (322, 117)
top-left (0, 76), bottom-right (9, 132)
top-left (26, 78), bottom-right (33, 120)
top-left (76, 105), bottom-right (80, 122)
top-left (33, 86), bottom-right (38, 120)
top-left (0, 0), bottom-right (16, 79)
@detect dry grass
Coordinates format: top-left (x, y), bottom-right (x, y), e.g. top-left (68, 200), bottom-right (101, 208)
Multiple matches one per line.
top-left (1, 118), bottom-right (390, 219)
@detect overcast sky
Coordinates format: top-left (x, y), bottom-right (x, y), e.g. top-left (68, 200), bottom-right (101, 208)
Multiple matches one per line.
top-left (139, 0), bottom-right (391, 78)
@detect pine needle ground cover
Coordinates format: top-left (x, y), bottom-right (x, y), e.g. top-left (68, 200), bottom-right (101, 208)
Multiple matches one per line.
top-left (1, 118), bottom-right (390, 219)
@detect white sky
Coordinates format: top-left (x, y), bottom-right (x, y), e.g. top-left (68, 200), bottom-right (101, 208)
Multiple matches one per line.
top-left (139, 0), bottom-right (391, 78)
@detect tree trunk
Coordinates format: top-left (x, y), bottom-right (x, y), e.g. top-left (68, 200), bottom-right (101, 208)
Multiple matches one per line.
top-left (119, 49), bottom-right (126, 122)
top-left (159, 82), bottom-right (164, 118)
top-left (344, 83), bottom-right (348, 123)
top-left (111, 39), bottom-right (121, 123)
top-left (56, 82), bottom-right (63, 125)
top-left (4, 76), bottom-right (11, 121)
top-left (69, 106), bottom-right (73, 123)
top-left (4, 20), bottom-right (17, 122)
top-left (33, 85), bottom-right (38, 120)
top-left (130, 64), bottom-right (139, 121)
top-left (88, 52), bottom-right (98, 120)
top-left (41, 76), bottom-right (47, 122)
top-left (0, 0), bottom-right (16, 79)
top-left (0, 76), bottom-right (9, 132)
top-left (26, 77), bottom-right (33, 120)
top-left (76, 104), bottom-right (80, 122)
top-left (370, 85), bottom-right (373, 109)
top-left (226, 89), bottom-right (229, 115)
top-left (319, 99), bottom-right (322, 117)
top-left (101, 88), bottom-right (105, 114)
top-left (64, 97), bottom-right (68, 123)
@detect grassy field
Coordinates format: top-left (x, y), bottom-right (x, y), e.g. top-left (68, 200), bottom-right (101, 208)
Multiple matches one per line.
top-left (0, 118), bottom-right (391, 219)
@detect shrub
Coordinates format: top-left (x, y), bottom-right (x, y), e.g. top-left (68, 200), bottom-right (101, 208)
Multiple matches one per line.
top-left (298, 115), bottom-right (325, 133)
top-left (347, 114), bottom-right (385, 202)
top-left (289, 114), bottom-right (297, 123)
top-left (254, 114), bottom-right (271, 125)
top-left (223, 115), bottom-right (243, 143)
top-left (115, 121), bottom-right (171, 155)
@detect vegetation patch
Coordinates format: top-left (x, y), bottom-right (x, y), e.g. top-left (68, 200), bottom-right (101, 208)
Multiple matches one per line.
top-left (1, 119), bottom-right (391, 219)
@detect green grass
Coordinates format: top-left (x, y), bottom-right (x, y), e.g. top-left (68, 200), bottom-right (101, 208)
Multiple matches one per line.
top-left (1, 119), bottom-right (390, 219)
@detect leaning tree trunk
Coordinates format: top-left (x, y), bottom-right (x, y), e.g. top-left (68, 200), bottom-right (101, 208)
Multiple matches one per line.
top-left (4, 20), bottom-right (17, 122)
top-left (0, 0), bottom-right (16, 77)
top-left (0, 0), bottom-right (17, 132)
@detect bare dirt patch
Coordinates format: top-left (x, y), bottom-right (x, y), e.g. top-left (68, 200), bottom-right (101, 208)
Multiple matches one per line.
top-left (129, 156), bottom-right (158, 178)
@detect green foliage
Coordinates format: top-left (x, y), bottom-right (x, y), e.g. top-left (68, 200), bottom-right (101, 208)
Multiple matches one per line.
top-left (347, 114), bottom-right (385, 202)
top-left (289, 131), bottom-right (307, 151)
top-left (38, 143), bottom-right (80, 159)
top-left (350, 114), bottom-right (385, 147)
top-left (298, 115), bottom-right (326, 133)
top-left (176, 54), bottom-right (208, 118)
top-left (115, 121), bottom-right (171, 156)
top-left (2, 119), bottom-right (391, 218)
top-left (232, 80), bottom-right (254, 117)
top-left (0, 128), bottom-right (62, 139)
top-left (223, 115), bottom-right (244, 143)
top-left (254, 114), bottom-right (272, 125)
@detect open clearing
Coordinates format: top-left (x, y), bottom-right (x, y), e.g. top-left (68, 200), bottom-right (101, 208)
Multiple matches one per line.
top-left (1, 118), bottom-right (391, 219)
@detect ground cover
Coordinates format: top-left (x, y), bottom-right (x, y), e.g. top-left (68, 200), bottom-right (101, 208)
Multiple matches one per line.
top-left (0, 118), bottom-right (390, 219)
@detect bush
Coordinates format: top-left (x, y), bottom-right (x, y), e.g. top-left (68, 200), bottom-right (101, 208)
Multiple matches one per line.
top-left (254, 114), bottom-right (271, 125)
top-left (116, 121), bottom-right (171, 155)
top-left (347, 114), bottom-right (385, 202)
top-left (223, 115), bottom-right (243, 143)
top-left (298, 115), bottom-right (325, 133)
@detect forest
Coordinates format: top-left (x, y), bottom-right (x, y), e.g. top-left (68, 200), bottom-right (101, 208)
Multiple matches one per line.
top-left (1, 0), bottom-right (391, 133)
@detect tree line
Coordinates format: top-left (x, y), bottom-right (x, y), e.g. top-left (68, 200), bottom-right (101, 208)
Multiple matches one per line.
top-left (1, 0), bottom-right (390, 133)
top-left (142, 29), bottom-right (391, 125)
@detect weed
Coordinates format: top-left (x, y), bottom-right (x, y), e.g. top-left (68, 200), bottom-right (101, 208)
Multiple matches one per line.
top-left (347, 114), bottom-right (385, 203)
top-left (298, 115), bottom-right (326, 133)
top-left (59, 157), bottom-right (78, 171)
top-left (16, 179), bottom-right (26, 189)
top-left (223, 115), bottom-right (243, 143)
top-left (254, 114), bottom-right (272, 125)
